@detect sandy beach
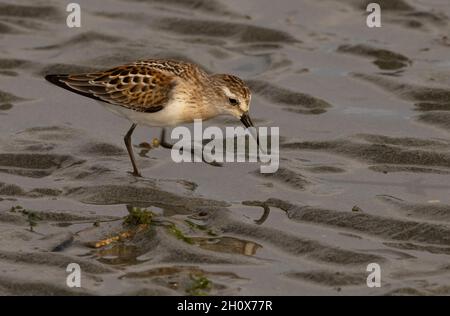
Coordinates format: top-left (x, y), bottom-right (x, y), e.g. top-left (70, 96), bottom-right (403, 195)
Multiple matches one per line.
top-left (0, 0), bottom-right (450, 295)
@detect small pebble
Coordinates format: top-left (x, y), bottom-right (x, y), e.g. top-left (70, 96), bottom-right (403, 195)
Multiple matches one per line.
top-left (152, 138), bottom-right (160, 147)
top-left (0, 103), bottom-right (13, 111)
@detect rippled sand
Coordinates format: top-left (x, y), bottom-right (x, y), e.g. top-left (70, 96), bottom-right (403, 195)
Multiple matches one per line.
top-left (1, 0), bottom-right (450, 295)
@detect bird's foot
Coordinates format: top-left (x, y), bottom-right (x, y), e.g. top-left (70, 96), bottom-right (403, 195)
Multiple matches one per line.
top-left (128, 170), bottom-right (143, 177)
top-left (202, 157), bottom-right (223, 167)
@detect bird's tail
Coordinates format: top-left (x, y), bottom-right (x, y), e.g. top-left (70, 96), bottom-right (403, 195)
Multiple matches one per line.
top-left (45, 74), bottom-right (68, 87)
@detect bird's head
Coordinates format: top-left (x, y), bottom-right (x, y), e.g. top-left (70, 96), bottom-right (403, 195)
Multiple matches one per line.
top-left (211, 74), bottom-right (254, 128)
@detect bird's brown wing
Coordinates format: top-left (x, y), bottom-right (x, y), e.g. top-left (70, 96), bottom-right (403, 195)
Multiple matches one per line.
top-left (45, 63), bottom-right (178, 113)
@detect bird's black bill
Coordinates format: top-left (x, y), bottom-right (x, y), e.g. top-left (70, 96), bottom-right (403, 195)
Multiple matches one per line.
top-left (240, 112), bottom-right (260, 149)
top-left (240, 112), bottom-right (254, 128)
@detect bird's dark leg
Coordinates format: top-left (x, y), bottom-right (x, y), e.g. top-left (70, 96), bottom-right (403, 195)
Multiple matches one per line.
top-left (124, 123), bottom-right (142, 177)
top-left (159, 128), bottom-right (173, 149)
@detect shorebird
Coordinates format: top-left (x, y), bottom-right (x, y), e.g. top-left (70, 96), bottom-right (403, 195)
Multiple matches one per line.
top-left (45, 59), bottom-right (254, 177)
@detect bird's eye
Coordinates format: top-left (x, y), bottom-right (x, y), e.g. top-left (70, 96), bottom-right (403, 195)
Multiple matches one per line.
top-left (228, 98), bottom-right (239, 106)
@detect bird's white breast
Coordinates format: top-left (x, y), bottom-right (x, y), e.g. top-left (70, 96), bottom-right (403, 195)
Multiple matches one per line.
top-left (97, 98), bottom-right (189, 127)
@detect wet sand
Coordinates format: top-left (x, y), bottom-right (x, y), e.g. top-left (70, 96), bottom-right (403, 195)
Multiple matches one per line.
top-left (1, 0), bottom-right (450, 295)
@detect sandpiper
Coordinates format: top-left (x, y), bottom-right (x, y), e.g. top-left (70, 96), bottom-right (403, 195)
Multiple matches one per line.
top-left (45, 59), bottom-right (254, 177)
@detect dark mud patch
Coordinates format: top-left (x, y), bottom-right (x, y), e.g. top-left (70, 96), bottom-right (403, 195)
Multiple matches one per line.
top-left (0, 250), bottom-right (112, 274)
top-left (204, 210), bottom-right (382, 265)
top-left (369, 165), bottom-right (450, 175)
top-left (253, 167), bottom-right (312, 190)
top-left (265, 198), bottom-right (450, 246)
top-left (394, 12), bottom-right (447, 30)
top-left (0, 183), bottom-right (26, 196)
top-left (157, 18), bottom-right (298, 43)
top-left (35, 32), bottom-right (122, 50)
top-left (385, 287), bottom-right (426, 296)
top-left (19, 126), bottom-right (78, 142)
top-left (353, 74), bottom-right (450, 122)
top-left (0, 183), bottom-right (64, 198)
top-left (282, 138), bottom-right (450, 169)
top-left (65, 185), bottom-right (228, 211)
top-left (122, 265), bottom-right (238, 280)
top-left (159, 244), bottom-right (251, 265)
top-left (0, 58), bottom-right (31, 70)
top-left (355, 0), bottom-right (413, 11)
top-left (135, 0), bottom-right (242, 17)
top-left (306, 166), bottom-right (346, 173)
top-left (237, 43), bottom-right (283, 51)
top-left (337, 44), bottom-right (411, 70)
top-left (121, 265), bottom-right (241, 295)
top-left (22, 126), bottom-right (69, 133)
top-left (0, 70), bottom-right (18, 77)
top-left (0, 153), bottom-right (75, 169)
top-left (221, 220), bottom-right (381, 265)
top-left (0, 276), bottom-right (88, 296)
top-left (415, 102), bottom-right (450, 112)
top-left (22, 144), bottom-right (56, 152)
top-left (378, 195), bottom-right (450, 222)
top-left (39, 64), bottom-right (100, 77)
top-left (404, 11), bottom-right (449, 25)
top-left (385, 242), bottom-right (450, 256)
top-left (0, 211), bottom-right (27, 225)
top-left (73, 165), bottom-right (113, 180)
top-left (355, 134), bottom-right (448, 148)
top-left (29, 188), bottom-right (62, 197)
top-left (0, 22), bottom-right (15, 34)
top-left (348, 0), bottom-right (446, 29)
top-left (29, 210), bottom-right (109, 223)
top-left (80, 143), bottom-right (125, 156)
top-left (354, 73), bottom-right (450, 103)
top-left (0, 153), bottom-right (84, 178)
top-left (386, 286), bottom-right (450, 296)
top-left (0, 3), bottom-right (61, 19)
top-left (247, 80), bottom-right (331, 114)
top-left (0, 90), bottom-right (25, 103)
top-left (1, 17), bottom-right (50, 33)
top-left (288, 270), bottom-right (366, 287)
top-left (0, 103), bottom-right (13, 111)
top-left (418, 112), bottom-right (450, 132)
